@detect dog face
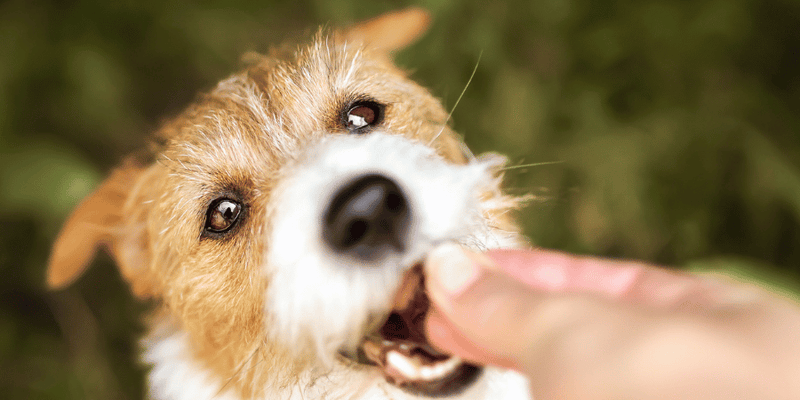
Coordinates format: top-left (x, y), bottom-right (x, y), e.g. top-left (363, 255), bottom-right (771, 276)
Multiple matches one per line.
top-left (47, 8), bottom-right (527, 400)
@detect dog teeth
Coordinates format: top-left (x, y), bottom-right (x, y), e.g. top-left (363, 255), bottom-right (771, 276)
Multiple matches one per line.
top-left (385, 350), bottom-right (463, 382)
top-left (419, 356), bottom-right (462, 380)
top-left (387, 350), bottom-right (422, 379)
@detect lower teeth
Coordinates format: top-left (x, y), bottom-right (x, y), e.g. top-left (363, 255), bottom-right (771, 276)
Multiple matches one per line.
top-left (385, 349), bottom-right (463, 382)
top-left (362, 337), bottom-right (465, 383)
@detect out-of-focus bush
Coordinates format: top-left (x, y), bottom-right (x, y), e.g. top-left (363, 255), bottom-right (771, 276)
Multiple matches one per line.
top-left (1, 0), bottom-right (798, 398)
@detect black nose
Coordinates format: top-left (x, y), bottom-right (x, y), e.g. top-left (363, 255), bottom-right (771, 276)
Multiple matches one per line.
top-left (323, 174), bottom-right (410, 261)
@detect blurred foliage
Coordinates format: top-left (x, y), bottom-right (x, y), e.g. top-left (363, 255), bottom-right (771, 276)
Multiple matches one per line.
top-left (1, 0), bottom-right (799, 398)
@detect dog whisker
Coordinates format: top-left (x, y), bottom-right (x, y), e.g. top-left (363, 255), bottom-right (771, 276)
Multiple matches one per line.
top-left (428, 51), bottom-right (483, 148)
top-left (501, 160), bottom-right (565, 171)
top-left (215, 343), bottom-right (263, 399)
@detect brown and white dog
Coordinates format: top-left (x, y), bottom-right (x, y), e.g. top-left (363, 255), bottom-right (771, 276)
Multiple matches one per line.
top-left (47, 8), bottom-right (531, 400)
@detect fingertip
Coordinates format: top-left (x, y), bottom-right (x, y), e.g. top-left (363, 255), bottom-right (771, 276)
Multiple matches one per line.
top-left (425, 243), bottom-right (499, 305)
top-left (424, 308), bottom-right (453, 350)
top-left (425, 243), bottom-right (481, 298)
top-left (425, 308), bottom-right (519, 371)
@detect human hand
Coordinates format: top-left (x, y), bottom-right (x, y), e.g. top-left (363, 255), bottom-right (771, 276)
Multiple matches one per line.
top-left (423, 244), bottom-right (800, 400)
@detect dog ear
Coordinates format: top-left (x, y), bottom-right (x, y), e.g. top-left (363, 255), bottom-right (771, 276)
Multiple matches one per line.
top-left (342, 7), bottom-right (431, 53)
top-left (47, 162), bottom-right (155, 298)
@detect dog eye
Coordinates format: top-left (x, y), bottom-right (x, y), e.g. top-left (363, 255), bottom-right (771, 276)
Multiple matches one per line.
top-left (345, 101), bottom-right (383, 132)
top-left (205, 198), bottom-right (242, 233)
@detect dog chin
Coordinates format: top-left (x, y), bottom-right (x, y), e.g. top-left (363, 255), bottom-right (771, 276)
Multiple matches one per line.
top-left (263, 132), bottom-right (517, 396)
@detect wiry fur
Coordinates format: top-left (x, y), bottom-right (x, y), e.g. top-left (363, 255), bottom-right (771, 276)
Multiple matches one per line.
top-left (48, 8), bottom-right (530, 400)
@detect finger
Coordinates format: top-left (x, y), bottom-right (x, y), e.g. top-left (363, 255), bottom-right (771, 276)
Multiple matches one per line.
top-left (486, 248), bottom-right (733, 311)
top-left (423, 243), bottom-right (566, 367)
top-left (425, 307), bottom-right (517, 370)
top-left (423, 244), bottom-right (782, 400)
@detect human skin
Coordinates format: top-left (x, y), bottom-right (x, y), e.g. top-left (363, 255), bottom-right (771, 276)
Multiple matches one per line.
top-left (423, 244), bottom-right (800, 400)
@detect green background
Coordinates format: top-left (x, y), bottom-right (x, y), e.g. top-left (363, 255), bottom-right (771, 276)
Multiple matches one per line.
top-left (1, 0), bottom-right (799, 398)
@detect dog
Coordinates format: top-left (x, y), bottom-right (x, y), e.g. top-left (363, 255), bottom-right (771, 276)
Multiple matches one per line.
top-left (47, 8), bottom-right (531, 400)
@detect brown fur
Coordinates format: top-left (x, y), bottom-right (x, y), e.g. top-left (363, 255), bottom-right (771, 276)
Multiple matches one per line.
top-left (48, 8), bottom-right (520, 399)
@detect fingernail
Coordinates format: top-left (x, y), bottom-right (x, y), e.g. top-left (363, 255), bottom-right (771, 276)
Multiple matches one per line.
top-left (425, 243), bottom-right (489, 296)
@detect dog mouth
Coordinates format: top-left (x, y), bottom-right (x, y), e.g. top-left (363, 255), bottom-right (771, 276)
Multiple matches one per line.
top-left (351, 263), bottom-right (481, 396)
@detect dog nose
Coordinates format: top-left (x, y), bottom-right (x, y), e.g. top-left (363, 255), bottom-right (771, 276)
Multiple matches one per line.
top-left (323, 174), bottom-right (410, 261)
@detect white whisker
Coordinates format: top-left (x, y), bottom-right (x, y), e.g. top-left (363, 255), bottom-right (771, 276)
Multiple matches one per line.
top-left (429, 51), bottom-right (483, 148)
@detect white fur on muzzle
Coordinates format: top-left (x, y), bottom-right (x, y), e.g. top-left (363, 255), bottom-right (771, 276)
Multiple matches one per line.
top-left (264, 132), bottom-right (511, 362)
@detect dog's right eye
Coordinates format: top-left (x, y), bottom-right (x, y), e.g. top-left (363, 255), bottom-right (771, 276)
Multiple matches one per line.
top-left (205, 198), bottom-right (242, 234)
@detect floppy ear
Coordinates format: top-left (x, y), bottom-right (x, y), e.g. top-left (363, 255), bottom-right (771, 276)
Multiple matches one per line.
top-left (47, 162), bottom-right (154, 298)
top-left (342, 7), bottom-right (431, 53)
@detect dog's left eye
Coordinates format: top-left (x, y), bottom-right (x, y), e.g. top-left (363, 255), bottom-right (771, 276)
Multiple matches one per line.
top-left (344, 101), bottom-right (383, 132)
top-left (205, 199), bottom-right (242, 233)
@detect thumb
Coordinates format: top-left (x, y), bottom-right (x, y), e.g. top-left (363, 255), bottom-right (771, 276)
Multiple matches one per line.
top-left (422, 245), bottom-right (678, 400)
top-left (422, 243), bottom-right (685, 374)
top-left (422, 243), bottom-right (557, 372)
